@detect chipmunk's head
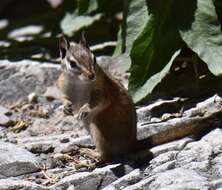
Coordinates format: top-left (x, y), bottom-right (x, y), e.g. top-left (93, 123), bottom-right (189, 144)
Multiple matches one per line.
top-left (59, 33), bottom-right (96, 81)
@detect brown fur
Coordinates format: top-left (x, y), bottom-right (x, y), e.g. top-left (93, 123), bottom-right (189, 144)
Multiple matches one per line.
top-left (87, 67), bottom-right (137, 160)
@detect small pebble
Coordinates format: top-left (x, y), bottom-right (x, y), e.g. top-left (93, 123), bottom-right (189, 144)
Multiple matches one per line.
top-left (67, 185), bottom-right (75, 190)
top-left (60, 138), bottom-right (70, 143)
top-left (0, 105), bottom-right (12, 116)
top-left (44, 86), bottom-right (61, 101)
top-left (8, 138), bottom-right (18, 144)
top-left (0, 115), bottom-right (14, 127)
top-left (60, 145), bottom-right (79, 154)
top-left (28, 93), bottom-right (38, 103)
top-left (150, 117), bottom-right (161, 123)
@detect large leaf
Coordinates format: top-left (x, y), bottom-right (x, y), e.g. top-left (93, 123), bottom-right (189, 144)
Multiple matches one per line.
top-left (128, 0), bottom-right (184, 102)
top-left (131, 50), bottom-right (181, 102)
top-left (60, 13), bottom-right (102, 36)
top-left (114, 0), bottom-right (149, 55)
top-left (125, 0), bottom-right (149, 54)
top-left (179, 0), bottom-right (222, 76)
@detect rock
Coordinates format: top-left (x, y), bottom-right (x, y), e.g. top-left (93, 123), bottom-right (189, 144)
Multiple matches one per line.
top-left (25, 142), bottom-right (55, 154)
top-left (51, 164), bottom-right (122, 190)
top-left (55, 136), bottom-right (92, 153)
top-left (0, 60), bottom-right (60, 106)
top-left (0, 115), bottom-right (11, 127)
top-left (60, 137), bottom-right (70, 143)
top-left (202, 128), bottom-right (222, 155)
top-left (0, 142), bottom-right (42, 177)
top-left (150, 168), bottom-right (208, 190)
top-left (0, 105), bottom-right (11, 116)
top-left (27, 111), bottom-right (83, 136)
top-left (0, 105), bottom-right (13, 127)
top-left (103, 169), bottom-right (142, 190)
top-left (7, 137), bottom-right (18, 144)
top-left (150, 137), bottom-right (193, 156)
top-left (0, 178), bottom-right (46, 190)
top-left (67, 185), bottom-right (75, 190)
top-left (28, 92), bottom-right (38, 103)
top-left (28, 119), bottom-right (56, 136)
top-left (125, 168), bottom-right (208, 190)
top-left (44, 86), bottom-right (61, 100)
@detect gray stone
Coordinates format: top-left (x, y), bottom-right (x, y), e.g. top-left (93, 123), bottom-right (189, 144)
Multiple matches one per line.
top-left (0, 60), bottom-right (60, 106)
top-left (0, 105), bottom-right (13, 126)
top-left (103, 169), bottom-right (142, 190)
top-left (67, 185), bottom-right (75, 190)
top-left (28, 118), bottom-right (58, 136)
top-left (0, 105), bottom-right (11, 116)
top-left (149, 168), bottom-right (209, 190)
top-left (55, 136), bottom-right (92, 153)
top-left (28, 92), bottom-right (38, 103)
top-left (44, 86), bottom-right (61, 100)
top-left (0, 178), bottom-right (47, 190)
top-left (0, 114), bottom-right (11, 127)
top-left (202, 128), bottom-right (222, 155)
top-left (25, 142), bottom-right (55, 154)
top-left (0, 142), bottom-right (42, 177)
top-left (150, 137), bottom-right (193, 156)
top-left (126, 168), bottom-right (208, 190)
top-left (51, 164), bottom-right (121, 190)
top-left (27, 111), bottom-right (83, 136)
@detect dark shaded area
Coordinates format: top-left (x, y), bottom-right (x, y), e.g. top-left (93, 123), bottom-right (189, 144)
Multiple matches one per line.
top-left (0, 0), bottom-right (121, 62)
top-left (214, 0), bottom-right (222, 29)
top-left (139, 47), bottom-right (222, 108)
top-left (145, 0), bottom-right (197, 30)
top-left (173, 0), bottom-right (197, 30)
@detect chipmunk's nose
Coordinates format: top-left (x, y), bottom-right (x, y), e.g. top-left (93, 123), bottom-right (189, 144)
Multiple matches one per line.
top-left (88, 73), bottom-right (95, 80)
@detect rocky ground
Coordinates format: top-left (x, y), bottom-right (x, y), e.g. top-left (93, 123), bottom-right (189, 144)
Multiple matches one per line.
top-left (1, 57), bottom-right (222, 190)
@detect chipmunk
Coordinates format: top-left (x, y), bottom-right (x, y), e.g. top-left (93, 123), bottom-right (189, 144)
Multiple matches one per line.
top-left (57, 34), bottom-right (214, 161)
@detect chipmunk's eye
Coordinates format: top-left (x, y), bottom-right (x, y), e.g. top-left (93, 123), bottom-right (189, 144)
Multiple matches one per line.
top-left (70, 61), bottom-right (77, 68)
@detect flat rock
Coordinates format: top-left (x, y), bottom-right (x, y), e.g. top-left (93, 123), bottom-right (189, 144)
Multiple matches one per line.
top-left (149, 168), bottom-right (209, 190)
top-left (0, 105), bottom-right (13, 126)
top-left (0, 178), bottom-right (47, 190)
top-left (0, 115), bottom-right (11, 127)
top-left (27, 112), bottom-right (83, 136)
top-left (0, 142), bottom-right (42, 177)
top-left (44, 86), bottom-right (61, 100)
top-left (0, 105), bottom-right (11, 116)
top-left (103, 169), bottom-right (142, 190)
top-left (50, 164), bottom-right (122, 190)
top-left (0, 60), bottom-right (60, 106)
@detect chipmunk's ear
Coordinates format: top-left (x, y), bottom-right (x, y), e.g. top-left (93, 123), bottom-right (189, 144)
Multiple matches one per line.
top-left (59, 34), bottom-right (70, 58)
top-left (79, 31), bottom-right (89, 48)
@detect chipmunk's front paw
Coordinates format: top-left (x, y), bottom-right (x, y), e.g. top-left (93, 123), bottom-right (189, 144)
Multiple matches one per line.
top-left (78, 104), bottom-right (90, 121)
top-left (63, 100), bottom-right (73, 116)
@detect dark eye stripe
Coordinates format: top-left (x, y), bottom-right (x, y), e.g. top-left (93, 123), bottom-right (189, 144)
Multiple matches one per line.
top-left (67, 57), bottom-right (79, 70)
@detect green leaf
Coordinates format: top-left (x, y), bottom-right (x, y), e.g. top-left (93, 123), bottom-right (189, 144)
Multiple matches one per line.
top-left (179, 0), bottom-right (222, 76)
top-left (113, 0), bottom-right (148, 56)
top-left (128, 0), bottom-right (184, 102)
top-left (60, 13), bottom-right (102, 36)
top-left (132, 50), bottom-right (181, 102)
top-left (87, 0), bottom-right (98, 13)
top-left (126, 0), bottom-right (149, 54)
